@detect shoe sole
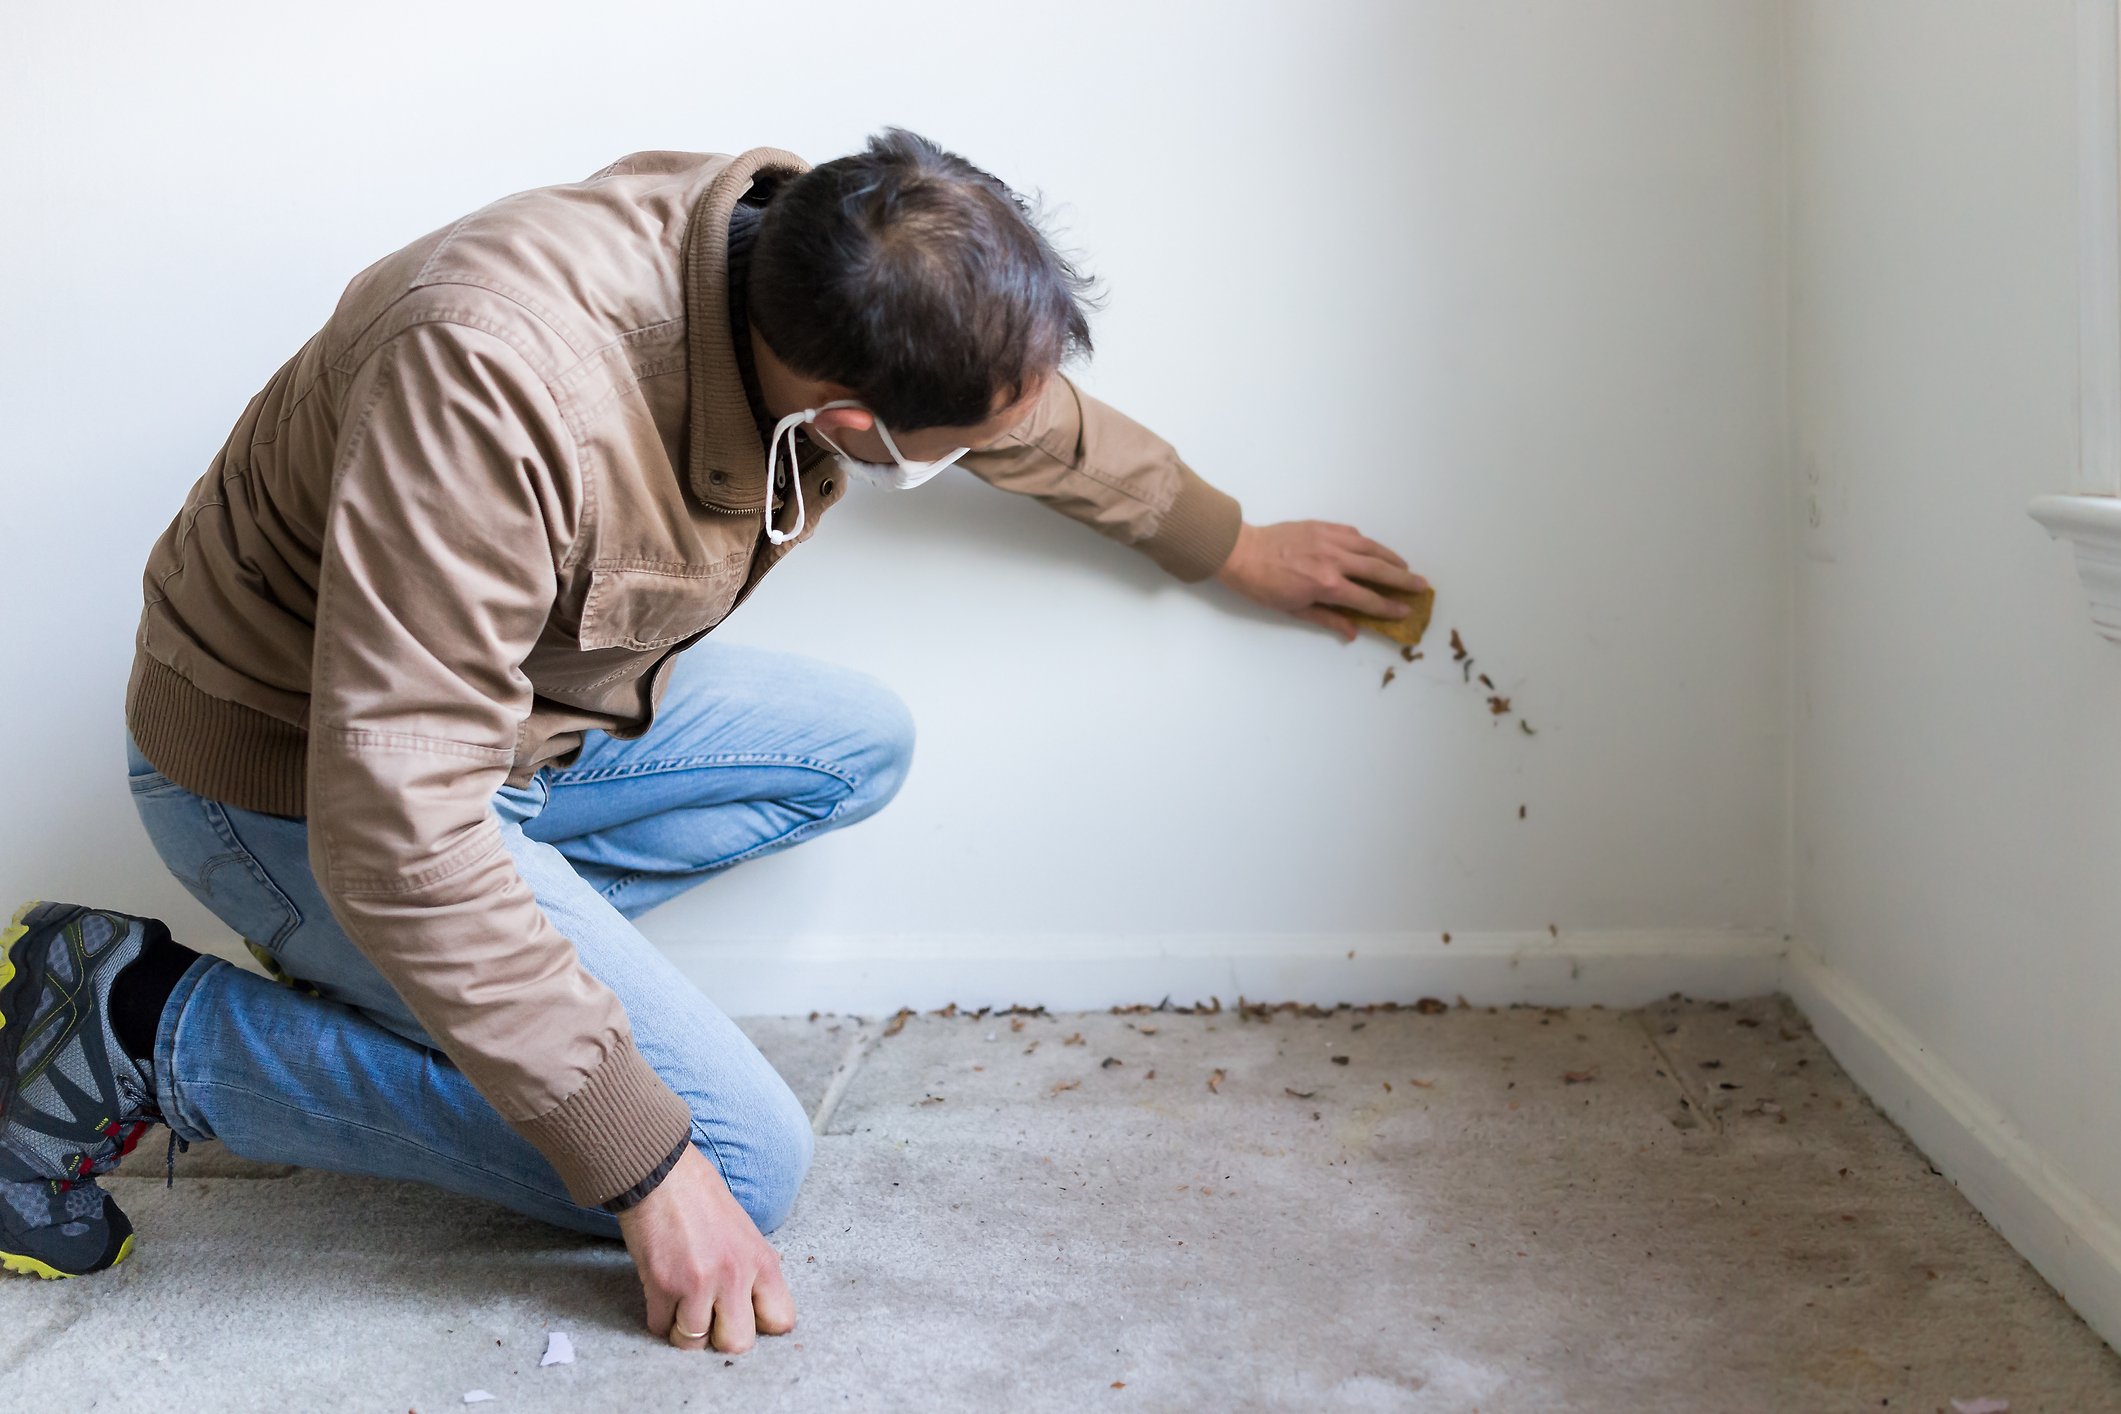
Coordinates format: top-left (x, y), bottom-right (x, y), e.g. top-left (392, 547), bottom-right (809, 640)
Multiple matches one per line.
top-left (0, 1230), bottom-right (135, 1280)
top-left (0, 899), bottom-right (37, 1115)
top-left (0, 898), bottom-right (70, 1129)
top-left (0, 898), bottom-right (30, 1041)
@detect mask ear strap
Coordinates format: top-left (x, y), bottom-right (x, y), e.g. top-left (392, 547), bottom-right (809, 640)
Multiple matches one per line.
top-left (764, 408), bottom-right (814, 544)
top-left (869, 418), bottom-right (969, 471)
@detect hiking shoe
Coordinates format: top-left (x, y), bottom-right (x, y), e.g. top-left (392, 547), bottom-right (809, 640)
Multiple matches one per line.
top-left (0, 901), bottom-right (161, 1192)
top-left (0, 1176), bottom-right (135, 1278)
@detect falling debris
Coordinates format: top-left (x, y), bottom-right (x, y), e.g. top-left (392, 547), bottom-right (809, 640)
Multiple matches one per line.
top-left (882, 1007), bottom-right (914, 1038)
top-left (541, 1331), bottom-right (575, 1367)
top-left (1520, 719), bottom-right (1537, 736)
top-left (1331, 1055), bottom-right (1351, 1066)
top-left (1207, 1069), bottom-right (1226, 1093)
top-left (1415, 997), bottom-right (1449, 1015)
top-left (1101, 1057), bottom-right (1124, 1069)
top-left (1285, 1087), bottom-right (1316, 1099)
top-left (1478, 672), bottom-right (1495, 690)
top-left (1563, 1069), bottom-right (1598, 1084)
top-left (1519, 804), bottom-right (1527, 819)
top-left (1063, 1032), bottom-right (1086, 1047)
top-left (1450, 628), bottom-right (1468, 662)
top-left (1548, 923), bottom-right (1559, 939)
top-left (1010, 1017), bottom-right (1025, 1032)
top-left (1487, 695), bottom-right (1512, 716)
top-left (1381, 666), bottom-right (1397, 689)
top-left (1442, 932), bottom-right (1452, 944)
top-left (1409, 1077), bottom-right (1436, 1089)
top-left (919, 1094), bottom-right (946, 1106)
top-left (1400, 645), bottom-right (1422, 662)
top-left (1050, 1079), bottom-right (1080, 1095)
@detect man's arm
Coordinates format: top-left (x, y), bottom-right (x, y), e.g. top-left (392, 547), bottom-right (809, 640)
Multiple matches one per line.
top-left (305, 320), bottom-right (693, 1208)
top-left (953, 371), bottom-right (1243, 582)
top-left (311, 322), bottom-right (796, 1352)
top-left (957, 372), bottom-right (1429, 633)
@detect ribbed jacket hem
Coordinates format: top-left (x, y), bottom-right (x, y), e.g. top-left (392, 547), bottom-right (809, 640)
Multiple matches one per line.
top-left (1140, 462), bottom-right (1245, 583)
top-left (517, 1033), bottom-right (697, 1208)
top-left (126, 653), bottom-right (310, 818)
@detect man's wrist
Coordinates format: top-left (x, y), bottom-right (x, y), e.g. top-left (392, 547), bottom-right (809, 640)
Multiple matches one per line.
top-left (1213, 521), bottom-right (1259, 590)
top-left (600, 1133), bottom-right (691, 1214)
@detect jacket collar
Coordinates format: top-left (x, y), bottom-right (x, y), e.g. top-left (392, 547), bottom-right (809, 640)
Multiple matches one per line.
top-left (683, 146), bottom-right (812, 512)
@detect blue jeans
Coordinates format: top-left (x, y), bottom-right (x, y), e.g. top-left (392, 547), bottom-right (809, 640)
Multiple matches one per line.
top-left (123, 642), bottom-right (914, 1239)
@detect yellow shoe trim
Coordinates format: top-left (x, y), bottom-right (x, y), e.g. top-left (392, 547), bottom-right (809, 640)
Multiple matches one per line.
top-left (0, 899), bottom-right (36, 1031)
top-left (0, 1249), bottom-right (69, 1280)
top-left (0, 1231), bottom-right (135, 1280)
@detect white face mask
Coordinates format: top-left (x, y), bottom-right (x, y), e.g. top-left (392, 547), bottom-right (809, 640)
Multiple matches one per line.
top-left (763, 399), bottom-right (971, 545)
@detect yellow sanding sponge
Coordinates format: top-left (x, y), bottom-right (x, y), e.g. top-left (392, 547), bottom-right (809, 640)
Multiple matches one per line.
top-left (1345, 583), bottom-right (1434, 646)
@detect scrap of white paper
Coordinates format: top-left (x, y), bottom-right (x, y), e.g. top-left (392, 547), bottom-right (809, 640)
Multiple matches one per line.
top-left (463, 1394), bottom-right (496, 1406)
top-left (541, 1330), bottom-right (576, 1367)
top-left (1951, 1399), bottom-right (2010, 1414)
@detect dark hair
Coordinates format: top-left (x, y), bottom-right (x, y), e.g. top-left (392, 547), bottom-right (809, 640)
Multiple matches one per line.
top-left (748, 127), bottom-right (1100, 431)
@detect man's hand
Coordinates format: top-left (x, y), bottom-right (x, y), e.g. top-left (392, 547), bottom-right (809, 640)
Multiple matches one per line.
top-left (616, 1143), bottom-right (797, 1354)
top-left (1214, 520), bottom-right (1430, 642)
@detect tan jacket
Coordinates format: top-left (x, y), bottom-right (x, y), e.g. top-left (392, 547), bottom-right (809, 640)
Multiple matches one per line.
top-left (125, 147), bottom-right (1243, 1206)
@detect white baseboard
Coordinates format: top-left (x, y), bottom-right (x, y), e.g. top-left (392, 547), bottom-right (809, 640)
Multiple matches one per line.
top-left (1781, 945), bottom-right (2121, 1353)
top-left (659, 926), bottom-right (1787, 1017)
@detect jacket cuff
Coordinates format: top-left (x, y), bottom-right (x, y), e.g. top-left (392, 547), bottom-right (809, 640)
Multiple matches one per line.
top-left (601, 1133), bottom-right (692, 1214)
top-left (515, 1032), bottom-right (696, 1208)
top-left (1140, 462), bottom-right (1244, 583)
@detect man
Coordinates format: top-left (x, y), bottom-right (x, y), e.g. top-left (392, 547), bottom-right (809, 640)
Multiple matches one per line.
top-left (0, 129), bottom-right (1425, 1350)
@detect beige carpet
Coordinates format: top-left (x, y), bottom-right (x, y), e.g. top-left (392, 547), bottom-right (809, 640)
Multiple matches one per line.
top-left (2, 993), bottom-right (2115, 1412)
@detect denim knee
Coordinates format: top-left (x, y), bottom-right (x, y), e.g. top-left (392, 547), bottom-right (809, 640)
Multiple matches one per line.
top-left (838, 677), bottom-right (916, 825)
top-left (700, 1091), bottom-right (815, 1234)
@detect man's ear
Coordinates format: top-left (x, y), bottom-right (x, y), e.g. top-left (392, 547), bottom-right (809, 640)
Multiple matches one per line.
top-left (810, 406), bottom-right (875, 436)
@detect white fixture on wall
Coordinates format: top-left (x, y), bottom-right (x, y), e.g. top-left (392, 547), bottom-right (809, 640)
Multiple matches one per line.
top-left (2031, 493), bottom-right (2121, 644)
top-left (2034, 0), bottom-right (2121, 641)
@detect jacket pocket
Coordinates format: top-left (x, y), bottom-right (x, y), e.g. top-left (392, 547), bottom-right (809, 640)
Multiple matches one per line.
top-left (576, 555), bottom-right (747, 652)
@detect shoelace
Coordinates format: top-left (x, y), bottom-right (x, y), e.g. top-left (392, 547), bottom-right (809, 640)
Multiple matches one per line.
top-left (165, 1128), bottom-right (188, 1188)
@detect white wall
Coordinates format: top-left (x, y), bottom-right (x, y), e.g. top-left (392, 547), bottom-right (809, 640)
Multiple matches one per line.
top-left (1786, 0), bottom-right (2121, 1253)
top-left (0, 2), bottom-right (1789, 1000)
